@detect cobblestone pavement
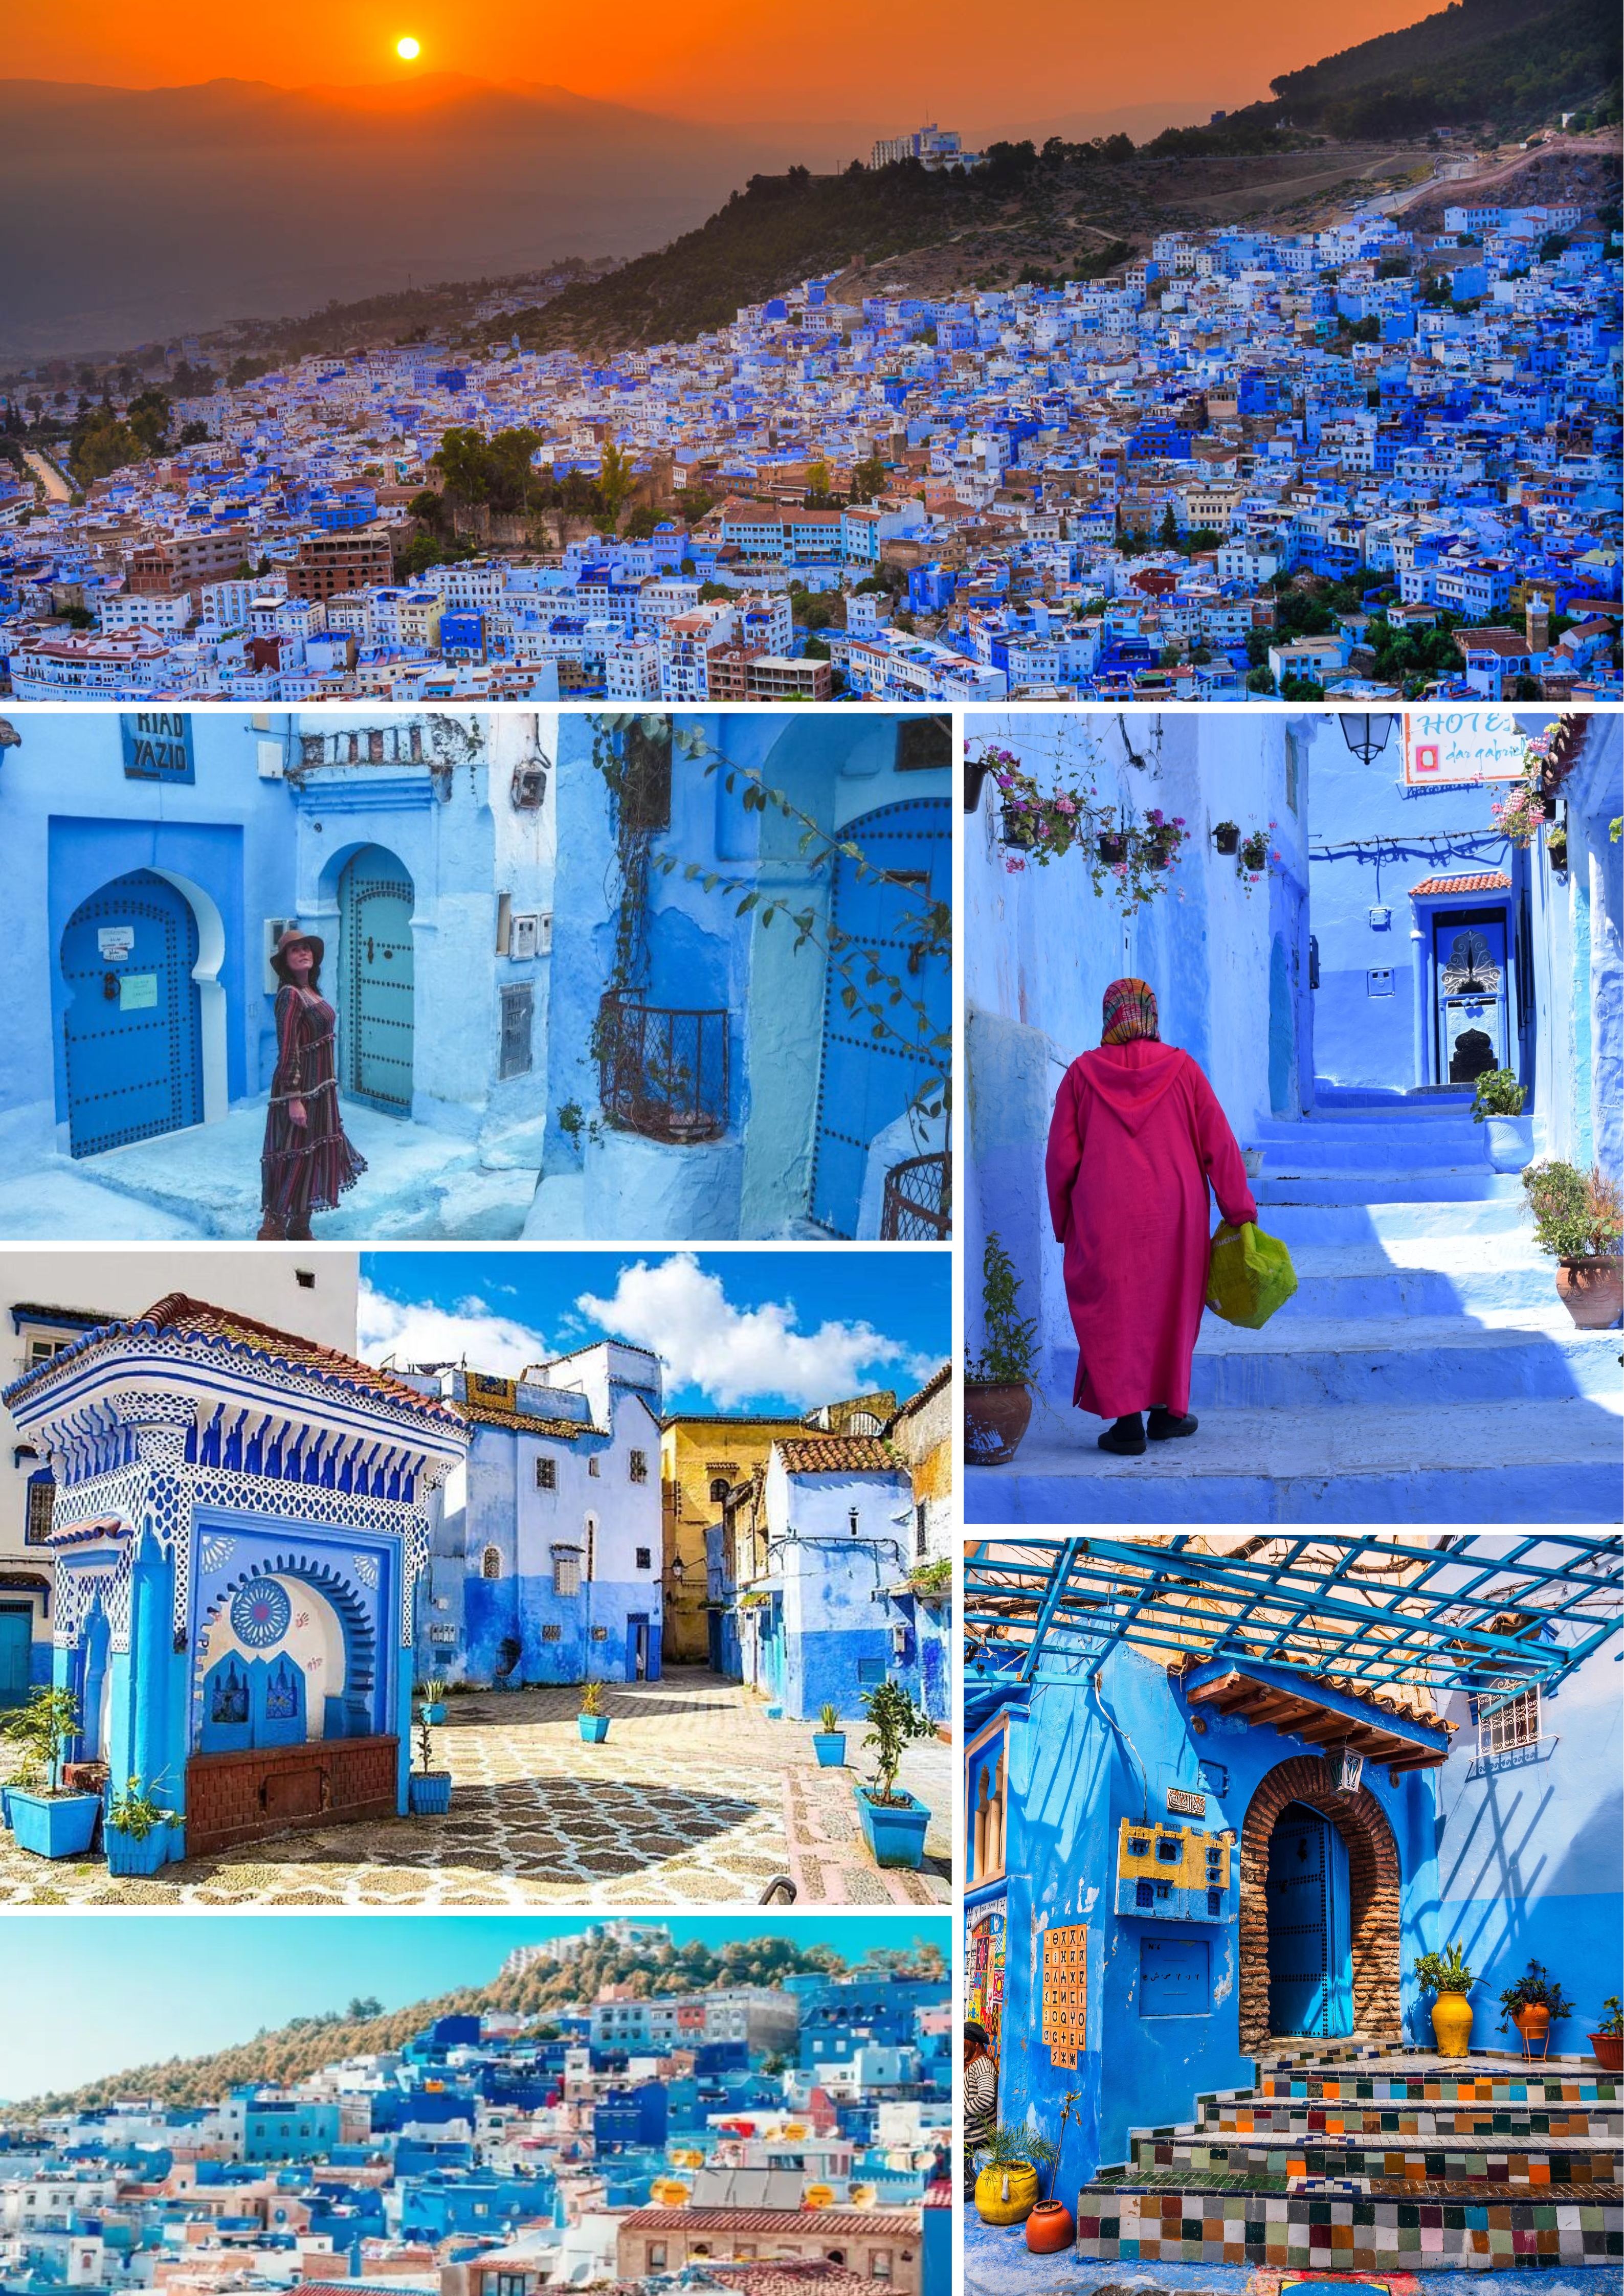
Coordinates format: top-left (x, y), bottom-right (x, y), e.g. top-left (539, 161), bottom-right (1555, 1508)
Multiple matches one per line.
top-left (0, 1672), bottom-right (950, 1907)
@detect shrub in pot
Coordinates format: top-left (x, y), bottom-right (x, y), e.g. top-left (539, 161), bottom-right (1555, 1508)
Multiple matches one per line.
top-left (1498, 1959), bottom-right (1572, 2058)
top-left (1414, 1941), bottom-right (1476, 2057)
top-left (1523, 1160), bottom-right (1623, 1327)
top-left (1213, 820), bottom-right (1241, 855)
top-left (852, 1679), bottom-right (935, 1870)
top-left (408, 1713), bottom-right (453, 1816)
top-left (974, 2126), bottom-right (1054, 2227)
top-left (1, 1687), bottom-right (100, 1859)
top-left (105, 1774), bottom-right (177, 1877)
top-left (1589, 1995), bottom-right (1623, 2073)
top-left (1471, 1068), bottom-right (1533, 1173)
top-left (418, 1676), bottom-right (448, 1726)
top-left (812, 1701), bottom-right (846, 1768)
top-left (577, 1678), bottom-right (610, 1744)
top-left (966, 1231), bottom-right (1039, 1466)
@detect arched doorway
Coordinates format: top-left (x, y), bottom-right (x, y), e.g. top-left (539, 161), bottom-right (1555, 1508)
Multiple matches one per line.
top-left (809, 797), bottom-right (951, 1236)
top-left (1238, 1753), bottom-right (1400, 2054)
top-left (337, 846), bottom-right (414, 1115)
top-left (60, 868), bottom-right (204, 1155)
top-left (1265, 1801), bottom-right (1353, 2038)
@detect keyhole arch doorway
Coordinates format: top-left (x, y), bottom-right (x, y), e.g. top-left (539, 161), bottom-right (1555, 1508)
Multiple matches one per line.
top-left (336, 845), bottom-right (415, 1116)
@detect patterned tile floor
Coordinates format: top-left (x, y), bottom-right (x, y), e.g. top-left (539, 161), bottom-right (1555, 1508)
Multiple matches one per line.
top-left (0, 1672), bottom-right (950, 1907)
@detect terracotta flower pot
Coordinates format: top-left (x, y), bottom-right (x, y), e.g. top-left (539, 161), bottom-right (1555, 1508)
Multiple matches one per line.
top-left (1515, 2003), bottom-right (1551, 2057)
top-left (1025, 2199), bottom-right (1075, 2253)
top-left (966, 1382), bottom-right (1032, 1466)
top-left (1589, 2031), bottom-right (1623, 2072)
top-left (1430, 1991), bottom-right (1473, 2057)
top-left (1555, 1256), bottom-right (1623, 1329)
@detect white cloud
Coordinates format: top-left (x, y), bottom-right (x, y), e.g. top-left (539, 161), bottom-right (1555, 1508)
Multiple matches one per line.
top-left (576, 1253), bottom-right (938, 1411)
top-left (357, 1281), bottom-right (549, 1377)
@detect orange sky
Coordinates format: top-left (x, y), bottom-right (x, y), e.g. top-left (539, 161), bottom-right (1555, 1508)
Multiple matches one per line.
top-left (9, 0), bottom-right (1443, 127)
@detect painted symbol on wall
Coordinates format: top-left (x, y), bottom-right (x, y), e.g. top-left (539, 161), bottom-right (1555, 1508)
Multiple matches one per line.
top-left (230, 1577), bottom-right (292, 1649)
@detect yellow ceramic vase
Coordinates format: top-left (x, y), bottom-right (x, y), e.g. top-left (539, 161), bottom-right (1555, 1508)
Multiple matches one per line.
top-left (1431, 1991), bottom-right (1474, 2056)
top-left (976, 2160), bottom-right (1040, 2225)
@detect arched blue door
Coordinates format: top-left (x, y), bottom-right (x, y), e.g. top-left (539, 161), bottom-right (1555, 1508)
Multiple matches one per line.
top-left (61, 869), bottom-right (203, 1157)
top-left (1267, 1802), bottom-right (1353, 2037)
top-left (0, 1605), bottom-right (31, 1708)
top-left (810, 798), bottom-right (950, 1236)
top-left (339, 847), bottom-right (414, 1115)
top-left (1433, 911), bottom-right (1510, 1085)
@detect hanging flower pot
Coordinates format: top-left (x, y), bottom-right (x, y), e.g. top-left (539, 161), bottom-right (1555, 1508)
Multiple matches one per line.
top-left (1097, 832), bottom-right (1127, 865)
top-left (1547, 831), bottom-right (1568, 872)
top-left (1240, 834), bottom-right (1269, 873)
top-left (965, 758), bottom-right (993, 815)
top-left (1213, 822), bottom-right (1240, 854)
top-left (1003, 807), bottom-right (1039, 850)
top-left (1541, 795), bottom-right (1558, 820)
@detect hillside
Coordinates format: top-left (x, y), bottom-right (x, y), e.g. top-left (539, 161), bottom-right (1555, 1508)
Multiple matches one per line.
top-left (18, 1932), bottom-right (945, 2120)
top-left (1270, 0), bottom-right (1621, 135)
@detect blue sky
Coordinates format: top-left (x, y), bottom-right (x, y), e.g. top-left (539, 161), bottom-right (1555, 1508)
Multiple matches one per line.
top-left (3, 1915), bottom-right (948, 2100)
top-left (358, 1250), bottom-right (950, 1415)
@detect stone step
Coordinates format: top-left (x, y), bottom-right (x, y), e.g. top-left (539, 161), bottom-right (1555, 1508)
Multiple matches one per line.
top-left (1254, 1123), bottom-right (1494, 1162)
top-left (1185, 2102), bottom-right (1624, 2141)
top-left (963, 1396), bottom-right (1624, 1526)
top-left (1257, 1198), bottom-right (1530, 1243)
top-left (1256, 1170), bottom-right (1524, 1203)
top-left (1309, 1090), bottom-right (1479, 1115)
top-left (1126, 2128), bottom-right (1623, 2184)
top-left (1249, 2061), bottom-right (1622, 2104)
top-left (1271, 1244), bottom-right (1555, 1319)
top-left (1069, 2177), bottom-right (1621, 2271)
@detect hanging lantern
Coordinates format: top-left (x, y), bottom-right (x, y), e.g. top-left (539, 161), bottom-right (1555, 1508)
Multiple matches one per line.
top-left (1332, 1745), bottom-right (1364, 1795)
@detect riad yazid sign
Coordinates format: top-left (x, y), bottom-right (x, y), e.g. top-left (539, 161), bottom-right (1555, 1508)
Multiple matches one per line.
top-left (1403, 712), bottom-right (1525, 785)
top-left (121, 712), bottom-right (194, 782)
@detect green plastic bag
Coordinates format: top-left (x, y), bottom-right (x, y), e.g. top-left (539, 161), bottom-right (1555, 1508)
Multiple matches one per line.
top-left (1205, 1219), bottom-right (1298, 1330)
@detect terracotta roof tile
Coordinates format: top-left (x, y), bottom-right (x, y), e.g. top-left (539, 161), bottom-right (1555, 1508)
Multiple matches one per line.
top-left (773, 1437), bottom-right (903, 1475)
top-left (619, 2209), bottom-right (919, 2234)
top-left (1409, 871), bottom-right (1511, 896)
top-left (132, 1294), bottom-right (463, 1416)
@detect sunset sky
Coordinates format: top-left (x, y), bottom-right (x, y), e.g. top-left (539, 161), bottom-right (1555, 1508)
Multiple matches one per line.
top-left (11, 0), bottom-right (1441, 130)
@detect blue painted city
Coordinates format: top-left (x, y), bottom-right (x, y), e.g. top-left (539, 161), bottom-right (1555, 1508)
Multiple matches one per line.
top-left (0, 1918), bottom-right (953, 2296)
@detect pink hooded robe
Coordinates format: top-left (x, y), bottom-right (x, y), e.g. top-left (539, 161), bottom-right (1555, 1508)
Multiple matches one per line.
top-left (1045, 1041), bottom-right (1258, 1421)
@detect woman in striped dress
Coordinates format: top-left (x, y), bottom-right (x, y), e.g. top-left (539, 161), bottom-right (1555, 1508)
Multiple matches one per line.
top-left (258, 929), bottom-right (367, 1241)
top-left (963, 2019), bottom-right (998, 2196)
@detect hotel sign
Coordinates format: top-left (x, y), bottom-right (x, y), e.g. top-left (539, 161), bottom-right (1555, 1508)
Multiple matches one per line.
top-left (121, 712), bottom-right (194, 782)
top-left (1403, 711), bottom-right (1526, 784)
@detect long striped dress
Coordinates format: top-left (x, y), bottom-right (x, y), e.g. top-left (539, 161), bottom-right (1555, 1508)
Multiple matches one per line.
top-left (259, 985), bottom-right (367, 1232)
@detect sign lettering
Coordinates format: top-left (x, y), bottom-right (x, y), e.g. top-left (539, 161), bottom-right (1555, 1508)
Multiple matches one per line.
top-left (121, 711), bottom-right (195, 782)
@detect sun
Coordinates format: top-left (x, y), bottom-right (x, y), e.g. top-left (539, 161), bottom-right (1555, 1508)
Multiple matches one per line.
top-left (395, 34), bottom-right (421, 59)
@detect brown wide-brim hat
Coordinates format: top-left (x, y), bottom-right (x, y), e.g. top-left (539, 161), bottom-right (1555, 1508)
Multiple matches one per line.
top-left (271, 926), bottom-right (325, 981)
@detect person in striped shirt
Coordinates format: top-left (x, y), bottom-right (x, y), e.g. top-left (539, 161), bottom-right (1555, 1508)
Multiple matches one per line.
top-left (963, 2018), bottom-right (998, 2195)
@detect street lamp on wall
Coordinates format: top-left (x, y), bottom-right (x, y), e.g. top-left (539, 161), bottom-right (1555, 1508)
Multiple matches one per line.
top-left (1331, 1744), bottom-right (1365, 1795)
top-left (1339, 714), bottom-right (1396, 767)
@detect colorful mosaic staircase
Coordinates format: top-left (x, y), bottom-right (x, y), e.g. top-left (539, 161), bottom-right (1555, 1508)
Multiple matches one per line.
top-left (1073, 2049), bottom-right (1623, 2271)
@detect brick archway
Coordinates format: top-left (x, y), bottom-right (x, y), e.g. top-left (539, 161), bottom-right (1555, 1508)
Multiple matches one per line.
top-left (1238, 1753), bottom-right (1401, 2054)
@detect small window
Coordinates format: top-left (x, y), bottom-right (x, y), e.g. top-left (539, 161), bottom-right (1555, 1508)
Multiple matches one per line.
top-left (1207, 1888), bottom-right (1223, 1916)
top-left (481, 1546), bottom-right (502, 1581)
top-left (1155, 1835), bottom-right (1181, 1862)
top-left (629, 1448), bottom-right (648, 1483)
top-left (871, 2253), bottom-right (893, 2282)
top-left (915, 1500), bottom-right (927, 1559)
top-left (542, 1623), bottom-right (562, 1643)
top-left (1135, 1879), bottom-right (1154, 1909)
top-left (1479, 1683), bottom-right (1539, 1756)
top-left (648, 2250), bottom-right (666, 2272)
top-left (295, 1268), bottom-right (316, 1289)
top-left (500, 982), bottom-right (535, 1080)
top-left (26, 1336), bottom-right (71, 1366)
top-left (553, 1556), bottom-right (581, 1599)
top-left (591, 1625), bottom-right (609, 1642)
top-left (636, 1547), bottom-right (651, 1570)
top-left (586, 1521), bottom-right (596, 1580)
top-left (25, 1473), bottom-right (54, 1547)
top-left (708, 1476), bottom-right (730, 1504)
top-left (536, 1456), bottom-right (557, 1490)
top-left (588, 1456), bottom-right (600, 1478)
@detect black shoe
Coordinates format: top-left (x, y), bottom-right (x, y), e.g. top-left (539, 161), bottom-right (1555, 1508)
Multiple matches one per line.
top-left (1148, 1408), bottom-right (1198, 1441)
top-left (1098, 1413), bottom-right (1147, 1456)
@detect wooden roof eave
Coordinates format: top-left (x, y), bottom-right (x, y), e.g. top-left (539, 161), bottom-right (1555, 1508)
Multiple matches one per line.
top-left (1186, 1667), bottom-right (1449, 1770)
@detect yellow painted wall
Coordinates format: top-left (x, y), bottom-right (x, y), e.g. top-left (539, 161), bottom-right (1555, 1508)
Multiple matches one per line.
top-left (659, 1417), bottom-right (805, 1664)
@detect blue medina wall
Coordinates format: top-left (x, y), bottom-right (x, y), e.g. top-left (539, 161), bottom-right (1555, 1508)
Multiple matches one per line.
top-left (1429, 1650), bottom-right (1623, 2045)
top-left (969, 1642), bottom-right (1437, 2184)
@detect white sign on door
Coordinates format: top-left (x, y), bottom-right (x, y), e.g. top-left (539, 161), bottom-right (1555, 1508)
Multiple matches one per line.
top-left (97, 926), bottom-right (136, 961)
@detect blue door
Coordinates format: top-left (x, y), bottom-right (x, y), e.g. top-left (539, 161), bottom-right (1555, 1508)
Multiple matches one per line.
top-left (1267, 1803), bottom-right (1353, 2038)
top-left (810, 798), bottom-right (951, 1236)
top-left (1433, 912), bottom-right (1509, 1086)
top-left (340, 847), bottom-right (414, 1114)
top-left (0, 1605), bottom-right (32, 1708)
top-left (627, 1614), bottom-right (650, 1681)
top-left (61, 869), bottom-right (203, 1157)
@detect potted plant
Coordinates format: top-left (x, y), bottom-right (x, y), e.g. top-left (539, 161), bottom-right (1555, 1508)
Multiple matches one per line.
top-left (577, 1678), bottom-right (611, 1744)
top-left (852, 1679), bottom-right (936, 1870)
top-left (1589, 1995), bottom-right (1623, 2073)
top-left (1547, 826), bottom-right (1569, 873)
top-left (973, 2125), bottom-right (1052, 2227)
top-left (812, 1702), bottom-right (846, 1768)
top-left (1097, 828), bottom-right (1128, 865)
top-left (1240, 829), bottom-right (1270, 873)
top-left (104, 1775), bottom-right (177, 1878)
top-left (1523, 1160), bottom-right (1623, 1327)
top-left (1142, 808), bottom-right (1186, 869)
top-left (408, 1712), bottom-right (453, 1815)
top-left (1414, 1941), bottom-right (1476, 2056)
top-left (419, 1677), bottom-right (448, 1726)
top-left (1, 1689), bottom-right (100, 1859)
top-left (1497, 1959), bottom-right (1573, 2058)
top-left (1213, 820), bottom-right (1241, 854)
top-left (965, 1231), bottom-right (1039, 1466)
top-left (1471, 1067), bottom-right (1533, 1172)
top-left (1025, 2090), bottom-right (1080, 2254)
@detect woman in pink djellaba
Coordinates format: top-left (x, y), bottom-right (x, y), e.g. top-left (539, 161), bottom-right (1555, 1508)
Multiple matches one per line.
top-left (1045, 977), bottom-right (1256, 1456)
top-left (258, 927), bottom-right (367, 1241)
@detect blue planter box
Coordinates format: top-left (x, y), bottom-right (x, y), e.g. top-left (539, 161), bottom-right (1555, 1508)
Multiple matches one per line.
top-left (409, 1772), bottom-right (453, 1815)
top-left (853, 1785), bottom-right (930, 1871)
top-left (813, 1732), bottom-right (847, 1767)
top-left (9, 1791), bottom-right (100, 1860)
top-left (578, 1715), bottom-right (610, 1743)
top-left (0, 1783), bottom-right (15, 1830)
top-left (105, 1825), bottom-right (175, 1877)
top-left (420, 1702), bottom-right (447, 1725)
top-left (765, 1703), bottom-right (784, 1721)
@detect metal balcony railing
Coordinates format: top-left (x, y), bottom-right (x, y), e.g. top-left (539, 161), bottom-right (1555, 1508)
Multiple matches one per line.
top-left (598, 995), bottom-right (729, 1145)
top-left (880, 1150), bottom-right (952, 1241)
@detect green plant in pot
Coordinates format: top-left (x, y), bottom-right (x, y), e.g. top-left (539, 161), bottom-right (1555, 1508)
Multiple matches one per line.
top-left (1590, 1995), bottom-right (1623, 2073)
top-left (852, 1679), bottom-right (935, 1870)
top-left (105, 1774), bottom-right (177, 1878)
top-left (1522, 1159), bottom-right (1623, 1328)
top-left (577, 1677), bottom-right (611, 1744)
top-left (1497, 1959), bottom-right (1573, 2058)
top-left (974, 2124), bottom-right (1057, 2226)
top-left (1, 1688), bottom-right (101, 1859)
top-left (812, 1701), bottom-right (846, 1769)
top-left (1213, 820), bottom-right (1241, 854)
top-left (1471, 1067), bottom-right (1532, 1172)
top-left (409, 1712), bottom-right (453, 1816)
top-left (966, 1231), bottom-right (1039, 1466)
top-left (419, 1677), bottom-right (448, 1725)
top-left (1414, 1941), bottom-right (1476, 2056)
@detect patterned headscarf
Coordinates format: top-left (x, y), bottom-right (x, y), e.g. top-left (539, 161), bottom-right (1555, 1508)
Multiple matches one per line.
top-left (1101, 977), bottom-right (1160, 1045)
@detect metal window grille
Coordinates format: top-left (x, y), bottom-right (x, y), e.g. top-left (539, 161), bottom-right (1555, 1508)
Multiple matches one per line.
top-left (598, 994), bottom-right (729, 1144)
top-left (25, 1477), bottom-right (55, 1546)
top-left (553, 1557), bottom-right (581, 1599)
top-left (481, 1547), bottom-right (502, 1580)
top-left (636, 1547), bottom-right (651, 1570)
top-left (500, 982), bottom-right (535, 1079)
top-left (1479, 1683), bottom-right (1539, 1756)
top-left (541, 1624), bottom-right (562, 1644)
top-left (536, 1457), bottom-right (557, 1490)
top-left (629, 1450), bottom-right (648, 1483)
top-left (881, 1151), bottom-right (952, 1241)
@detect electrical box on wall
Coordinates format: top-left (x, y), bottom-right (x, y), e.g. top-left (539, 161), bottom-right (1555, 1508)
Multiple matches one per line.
top-left (1115, 1816), bottom-right (1235, 1922)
